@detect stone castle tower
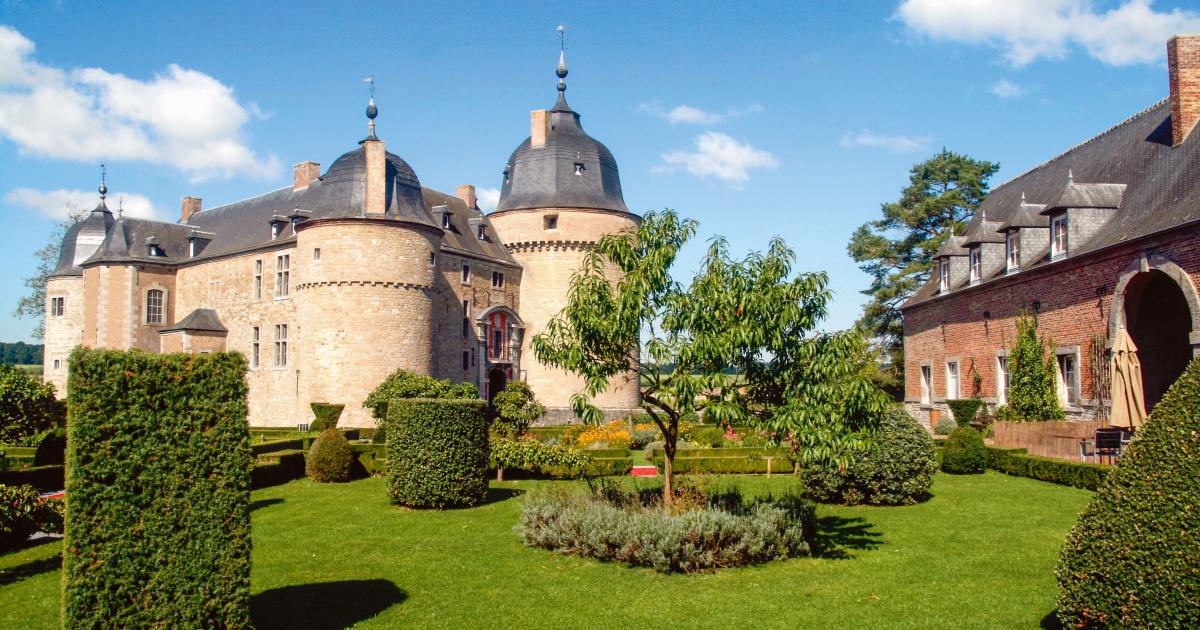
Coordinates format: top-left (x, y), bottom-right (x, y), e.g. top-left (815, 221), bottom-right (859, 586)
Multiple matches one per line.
top-left (488, 51), bottom-right (641, 421)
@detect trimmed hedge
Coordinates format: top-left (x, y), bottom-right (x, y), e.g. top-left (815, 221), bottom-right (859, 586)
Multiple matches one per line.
top-left (308, 402), bottom-right (344, 432)
top-left (986, 446), bottom-right (1110, 491)
top-left (0, 464), bottom-right (63, 491)
top-left (945, 399), bottom-right (983, 424)
top-left (33, 427), bottom-right (67, 466)
top-left (941, 426), bottom-right (986, 474)
top-left (649, 449), bottom-right (794, 475)
top-left (804, 407), bottom-right (936, 505)
top-left (1056, 358), bottom-right (1200, 628)
top-left (306, 428), bottom-right (354, 483)
top-left (387, 398), bottom-right (488, 508)
top-left (252, 437), bottom-right (310, 456)
top-left (251, 450), bottom-right (306, 489)
top-left (64, 348), bottom-right (252, 628)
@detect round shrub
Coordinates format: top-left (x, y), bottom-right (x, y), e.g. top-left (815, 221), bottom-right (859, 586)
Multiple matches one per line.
top-left (0, 364), bottom-right (59, 444)
top-left (363, 369), bottom-right (478, 422)
top-left (945, 398), bottom-right (983, 425)
top-left (306, 428), bottom-right (353, 483)
top-left (489, 381), bottom-right (545, 438)
top-left (33, 427), bottom-right (67, 466)
top-left (371, 424), bottom-right (387, 444)
top-left (388, 399), bottom-right (488, 508)
top-left (308, 402), bottom-right (344, 433)
top-left (941, 426), bottom-right (986, 474)
top-left (803, 407), bottom-right (937, 505)
top-left (934, 417), bottom-right (957, 435)
top-left (1055, 358), bottom-right (1200, 628)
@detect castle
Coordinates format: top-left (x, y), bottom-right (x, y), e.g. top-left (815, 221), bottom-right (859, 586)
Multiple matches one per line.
top-left (42, 52), bottom-right (641, 428)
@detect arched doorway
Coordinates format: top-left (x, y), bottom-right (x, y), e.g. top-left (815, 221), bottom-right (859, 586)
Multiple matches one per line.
top-left (1123, 269), bottom-right (1194, 410)
top-left (487, 368), bottom-right (508, 403)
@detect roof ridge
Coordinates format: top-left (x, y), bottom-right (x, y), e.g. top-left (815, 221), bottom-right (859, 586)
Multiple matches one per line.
top-left (990, 98), bottom-right (1169, 194)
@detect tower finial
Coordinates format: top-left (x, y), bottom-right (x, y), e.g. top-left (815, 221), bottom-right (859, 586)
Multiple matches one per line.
top-left (556, 24), bottom-right (568, 93)
top-left (1068, 168), bottom-right (1074, 184)
top-left (1021, 191), bottom-right (1026, 203)
top-left (363, 75), bottom-right (378, 141)
top-left (99, 163), bottom-right (107, 199)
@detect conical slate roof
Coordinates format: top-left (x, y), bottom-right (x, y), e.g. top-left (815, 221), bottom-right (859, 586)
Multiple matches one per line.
top-left (50, 191), bottom-right (115, 278)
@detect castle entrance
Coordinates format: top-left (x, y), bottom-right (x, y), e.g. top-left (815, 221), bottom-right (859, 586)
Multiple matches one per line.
top-left (487, 368), bottom-right (508, 402)
top-left (1123, 269), bottom-right (1193, 411)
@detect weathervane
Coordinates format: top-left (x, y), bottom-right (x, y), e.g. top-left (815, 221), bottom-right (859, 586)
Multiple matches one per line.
top-left (556, 25), bottom-right (568, 93)
top-left (363, 74), bottom-right (378, 140)
top-left (99, 163), bottom-right (107, 199)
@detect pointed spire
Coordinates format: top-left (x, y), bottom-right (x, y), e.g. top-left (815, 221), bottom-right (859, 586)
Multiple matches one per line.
top-left (93, 164), bottom-right (111, 215)
top-left (1021, 191), bottom-right (1026, 203)
top-left (363, 75), bottom-right (378, 142)
top-left (552, 25), bottom-right (573, 112)
top-left (1068, 168), bottom-right (1074, 184)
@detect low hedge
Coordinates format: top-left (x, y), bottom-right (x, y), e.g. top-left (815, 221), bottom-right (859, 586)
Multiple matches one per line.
top-left (941, 426), bottom-right (986, 474)
top-left (252, 438), bottom-right (310, 456)
top-left (0, 464), bottom-right (64, 491)
top-left (648, 449), bottom-right (794, 475)
top-left (986, 446), bottom-right (1110, 491)
top-left (251, 451), bottom-right (306, 489)
top-left (387, 398), bottom-right (489, 508)
top-left (351, 444), bottom-right (386, 476)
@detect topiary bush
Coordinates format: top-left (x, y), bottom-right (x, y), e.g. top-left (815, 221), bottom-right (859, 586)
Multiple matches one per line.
top-left (33, 427), bottom-right (67, 466)
top-left (363, 369), bottom-right (478, 422)
top-left (945, 399), bottom-right (983, 425)
top-left (0, 363), bottom-right (59, 444)
top-left (1055, 358), bottom-right (1200, 628)
top-left (306, 428), bottom-right (354, 483)
top-left (371, 424), bottom-right (387, 444)
top-left (490, 381), bottom-right (545, 438)
top-left (803, 407), bottom-right (937, 505)
top-left (490, 435), bottom-right (590, 479)
top-left (308, 402), bottom-right (344, 433)
top-left (934, 417), bottom-right (957, 435)
top-left (387, 398), bottom-right (488, 508)
top-left (0, 483), bottom-right (61, 550)
top-left (941, 425), bottom-right (987, 474)
top-left (63, 348), bottom-right (251, 628)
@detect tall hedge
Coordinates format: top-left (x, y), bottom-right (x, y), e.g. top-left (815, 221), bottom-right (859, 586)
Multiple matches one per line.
top-left (64, 348), bottom-right (252, 628)
top-left (388, 398), bottom-right (488, 508)
top-left (1056, 358), bottom-right (1200, 628)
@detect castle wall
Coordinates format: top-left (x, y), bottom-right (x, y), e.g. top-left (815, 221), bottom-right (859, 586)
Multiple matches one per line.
top-left (131, 265), bottom-right (176, 351)
top-left (489, 207), bottom-right (642, 422)
top-left (43, 276), bottom-right (84, 398)
top-left (430, 250), bottom-right (521, 389)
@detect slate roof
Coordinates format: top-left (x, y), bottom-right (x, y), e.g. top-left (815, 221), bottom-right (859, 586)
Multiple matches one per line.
top-left (998, 201), bottom-right (1048, 232)
top-left (933, 235), bottom-right (968, 258)
top-left (905, 98), bottom-right (1200, 309)
top-left (161, 308), bottom-right (227, 333)
top-left (421, 188), bottom-right (517, 266)
top-left (49, 198), bottom-right (115, 277)
top-left (961, 212), bottom-right (1006, 246)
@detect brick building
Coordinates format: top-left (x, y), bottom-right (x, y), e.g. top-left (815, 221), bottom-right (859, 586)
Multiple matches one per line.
top-left (903, 35), bottom-right (1200, 428)
top-left (42, 54), bottom-right (641, 428)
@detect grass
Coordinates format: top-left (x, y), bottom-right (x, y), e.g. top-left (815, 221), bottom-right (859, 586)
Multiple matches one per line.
top-left (0, 472), bottom-right (1092, 628)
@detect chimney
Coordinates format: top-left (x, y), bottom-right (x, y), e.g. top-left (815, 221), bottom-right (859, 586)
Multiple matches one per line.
top-left (530, 109), bottom-right (549, 147)
top-left (456, 184), bottom-right (477, 209)
top-left (1169, 35), bottom-right (1200, 146)
top-left (293, 161), bottom-right (320, 190)
top-left (181, 196), bottom-right (201, 222)
top-left (363, 139), bottom-right (386, 215)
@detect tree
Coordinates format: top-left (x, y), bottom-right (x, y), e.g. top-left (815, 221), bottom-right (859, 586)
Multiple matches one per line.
top-left (490, 381), bottom-right (545, 438)
top-left (14, 204), bottom-right (85, 340)
top-left (848, 150), bottom-right (999, 379)
top-left (362, 368), bottom-right (479, 422)
top-left (532, 210), bottom-right (890, 503)
top-left (1004, 312), bottom-right (1064, 421)
top-left (0, 363), bottom-right (59, 444)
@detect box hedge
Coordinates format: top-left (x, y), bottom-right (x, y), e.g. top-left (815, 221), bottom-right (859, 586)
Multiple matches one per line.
top-left (0, 464), bottom-right (63, 491)
top-left (1055, 358), bottom-right (1200, 628)
top-left (985, 446), bottom-right (1110, 491)
top-left (940, 426), bottom-right (987, 474)
top-left (251, 450), bottom-right (306, 489)
top-left (63, 348), bottom-right (252, 628)
top-left (387, 398), bottom-right (488, 508)
top-left (308, 402), bottom-right (344, 432)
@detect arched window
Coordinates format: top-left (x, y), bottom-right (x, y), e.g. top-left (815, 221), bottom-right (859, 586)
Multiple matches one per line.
top-left (146, 289), bottom-right (165, 324)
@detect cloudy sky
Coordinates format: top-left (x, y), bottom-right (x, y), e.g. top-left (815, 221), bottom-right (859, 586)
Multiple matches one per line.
top-left (1, 0), bottom-right (1196, 342)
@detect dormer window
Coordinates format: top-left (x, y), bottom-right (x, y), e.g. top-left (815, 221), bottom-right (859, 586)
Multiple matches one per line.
top-left (477, 224), bottom-right (486, 240)
top-left (271, 222), bottom-right (282, 240)
top-left (189, 240), bottom-right (198, 258)
top-left (504, 163), bottom-right (512, 184)
top-left (939, 260), bottom-right (950, 293)
top-left (1051, 215), bottom-right (1068, 259)
top-left (147, 243), bottom-right (166, 257)
top-left (1006, 232), bottom-right (1020, 273)
top-left (442, 213), bottom-right (452, 229)
top-left (573, 162), bottom-right (585, 176)
top-left (968, 248), bottom-right (982, 285)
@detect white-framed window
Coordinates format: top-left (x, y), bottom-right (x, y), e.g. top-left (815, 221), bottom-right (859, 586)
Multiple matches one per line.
top-left (996, 354), bottom-right (1010, 405)
top-left (477, 223), bottom-right (486, 240)
top-left (938, 261), bottom-right (950, 293)
top-left (968, 248), bottom-right (982, 285)
top-left (492, 271), bottom-right (505, 289)
top-left (145, 288), bottom-right (165, 325)
top-left (1051, 214), bottom-right (1068, 258)
top-left (189, 240), bottom-right (198, 258)
top-left (147, 244), bottom-right (166, 257)
top-left (274, 324), bottom-right (288, 367)
top-left (945, 360), bottom-right (960, 400)
top-left (920, 364), bottom-right (932, 405)
top-left (50, 296), bottom-right (65, 317)
top-left (251, 326), bottom-right (260, 369)
top-left (275, 254), bottom-right (290, 298)
top-left (1006, 232), bottom-right (1020, 273)
top-left (461, 263), bottom-right (470, 285)
top-left (313, 248), bottom-right (321, 262)
top-left (254, 259), bottom-right (263, 300)
top-left (441, 213), bottom-right (452, 230)
top-left (271, 222), bottom-right (282, 240)
top-left (1056, 351), bottom-right (1080, 407)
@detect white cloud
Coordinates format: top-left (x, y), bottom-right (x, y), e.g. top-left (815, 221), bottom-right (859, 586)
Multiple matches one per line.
top-left (896, 0), bottom-right (1200, 67)
top-left (990, 79), bottom-right (1026, 98)
top-left (656, 132), bottom-right (778, 186)
top-left (0, 25), bottom-right (279, 182)
top-left (476, 187), bottom-right (501, 212)
top-left (838, 129), bottom-right (933, 153)
top-left (639, 102), bottom-right (764, 125)
top-left (5, 187), bottom-right (163, 221)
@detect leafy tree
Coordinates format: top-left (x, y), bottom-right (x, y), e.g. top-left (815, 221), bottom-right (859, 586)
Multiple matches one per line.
top-left (490, 381), bottom-right (545, 438)
top-left (362, 369), bottom-right (478, 422)
top-left (532, 210), bottom-right (890, 503)
top-left (15, 204), bottom-right (85, 340)
top-left (0, 363), bottom-right (59, 444)
top-left (1004, 312), bottom-right (1064, 421)
top-left (0, 342), bottom-right (43, 366)
top-left (847, 150), bottom-right (999, 377)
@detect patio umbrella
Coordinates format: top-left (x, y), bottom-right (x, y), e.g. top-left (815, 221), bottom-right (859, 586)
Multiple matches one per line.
top-left (1109, 328), bottom-right (1147, 428)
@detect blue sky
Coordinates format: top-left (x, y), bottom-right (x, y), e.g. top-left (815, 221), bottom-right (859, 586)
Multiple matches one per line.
top-left (1, 0), bottom-right (1197, 343)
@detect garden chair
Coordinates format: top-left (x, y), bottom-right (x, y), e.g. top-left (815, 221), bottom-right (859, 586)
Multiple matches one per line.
top-left (1094, 428), bottom-right (1125, 464)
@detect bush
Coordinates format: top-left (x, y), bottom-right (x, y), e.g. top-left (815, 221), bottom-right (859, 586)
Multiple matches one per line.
top-left (1055, 358), bottom-right (1200, 628)
top-left (934, 417), bottom-right (957, 435)
top-left (63, 348), bottom-right (251, 628)
top-left (0, 483), bottom-right (61, 550)
top-left (490, 381), bottom-right (545, 438)
top-left (0, 363), bottom-right (59, 444)
top-left (363, 369), bottom-right (477, 422)
top-left (804, 407), bottom-right (936, 505)
top-left (575, 421), bottom-right (632, 450)
top-left (945, 399), bottom-right (983, 424)
top-left (516, 482), bottom-right (814, 573)
top-left (387, 399), bottom-right (488, 508)
top-left (306, 428), bottom-right (354, 483)
top-left (33, 427), bottom-right (67, 466)
top-left (489, 436), bottom-right (590, 478)
top-left (1006, 312), bottom-right (1065, 421)
top-left (308, 402), bottom-right (344, 432)
top-left (690, 426), bottom-right (724, 448)
top-left (371, 423), bottom-right (387, 444)
top-left (986, 446), bottom-right (1109, 490)
top-left (941, 425), bottom-right (986, 474)
top-left (629, 426), bottom-right (659, 449)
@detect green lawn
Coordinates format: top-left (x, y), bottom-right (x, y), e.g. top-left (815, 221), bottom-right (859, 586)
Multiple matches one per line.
top-left (0, 472), bottom-right (1091, 629)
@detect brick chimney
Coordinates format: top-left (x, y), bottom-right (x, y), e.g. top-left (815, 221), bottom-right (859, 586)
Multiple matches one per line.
top-left (456, 184), bottom-right (477, 209)
top-left (181, 196), bottom-right (201, 222)
top-left (1169, 35), bottom-right (1200, 146)
top-left (363, 140), bottom-right (386, 215)
top-left (530, 109), bottom-right (549, 147)
top-left (293, 161), bottom-right (320, 190)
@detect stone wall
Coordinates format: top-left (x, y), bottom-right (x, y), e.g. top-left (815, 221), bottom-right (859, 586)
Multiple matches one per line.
top-left (43, 276), bottom-right (83, 397)
top-left (430, 250), bottom-right (521, 389)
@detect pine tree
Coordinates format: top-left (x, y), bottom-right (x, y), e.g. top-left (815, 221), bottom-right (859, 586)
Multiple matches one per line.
top-left (1005, 312), bottom-right (1064, 421)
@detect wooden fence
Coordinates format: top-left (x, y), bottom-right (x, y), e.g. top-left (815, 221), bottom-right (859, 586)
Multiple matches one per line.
top-left (991, 420), bottom-right (1106, 461)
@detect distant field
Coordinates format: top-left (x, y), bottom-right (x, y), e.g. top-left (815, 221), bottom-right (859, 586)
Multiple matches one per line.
top-left (11, 365), bottom-right (41, 378)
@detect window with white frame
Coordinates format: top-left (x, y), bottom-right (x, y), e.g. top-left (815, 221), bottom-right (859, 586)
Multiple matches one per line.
top-left (968, 248), bottom-right (982, 285)
top-left (939, 261), bottom-right (950, 293)
top-left (1006, 232), bottom-right (1020, 272)
top-left (254, 259), bottom-right (263, 300)
top-left (251, 326), bottom-right (260, 369)
top-left (461, 300), bottom-right (470, 338)
top-left (461, 263), bottom-right (470, 285)
top-left (145, 289), bottom-right (165, 325)
top-left (189, 240), bottom-right (198, 258)
top-left (271, 222), bottom-right (282, 240)
top-left (492, 271), bottom-right (504, 289)
top-left (1057, 351), bottom-right (1079, 407)
top-left (50, 297), bottom-right (64, 317)
top-left (1051, 214), bottom-right (1068, 258)
top-left (946, 360), bottom-right (960, 400)
top-left (274, 324), bottom-right (288, 367)
top-left (275, 254), bottom-right (290, 297)
top-left (920, 365), bottom-right (932, 405)
top-left (996, 355), bottom-right (1010, 405)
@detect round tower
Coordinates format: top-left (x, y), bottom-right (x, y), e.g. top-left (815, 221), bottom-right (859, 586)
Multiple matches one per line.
top-left (488, 50), bottom-right (641, 423)
top-left (294, 98), bottom-right (442, 428)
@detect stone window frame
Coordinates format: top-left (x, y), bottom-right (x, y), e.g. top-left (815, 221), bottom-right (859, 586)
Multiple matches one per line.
top-left (250, 326), bottom-right (261, 370)
top-left (544, 214), bottom-right (559, 231)
top-left (461, 263), bottom-right (471, 285)
top-left (944, 356), bottom-right (961, 401)
top-left (313, 247), bottom-right (321, 262)
top-left (995, 349), bottom-right (1011, 406)
top-left (253, 259), bottom-right (263, 301)
top-left (1050, 213), bottom-right (1068, 260)
top-left (461, 350), bottom-right (470, 371)
top-left (918, 360), bottom-right (933, 407)
top-left (274, 323), bottom-right (288, 368)
top-left (492, 271), bottom-right (505, 289)
top-left (1054, 345), bottom-right (1082, 411)
top-left (49, 296), bottom-right (65, 318)
top-left (143, 286), bottom-right (167, 326)
top-left (274, 253), bottom-right (291, 299)
top-left (1005, 231), bottom-right (1020, 274)
top-left (53, 358), bottom-right (61, 371)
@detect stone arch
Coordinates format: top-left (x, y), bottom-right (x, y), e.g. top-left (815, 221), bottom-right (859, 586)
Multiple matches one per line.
top-left (1108, 252), bottom-right (1200, 356)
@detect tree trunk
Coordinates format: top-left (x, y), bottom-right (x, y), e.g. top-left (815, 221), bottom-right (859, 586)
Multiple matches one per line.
top-left (496, 466), bottom-right (504, 482)
top-left (662, 419), bottom-right (678, 507)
